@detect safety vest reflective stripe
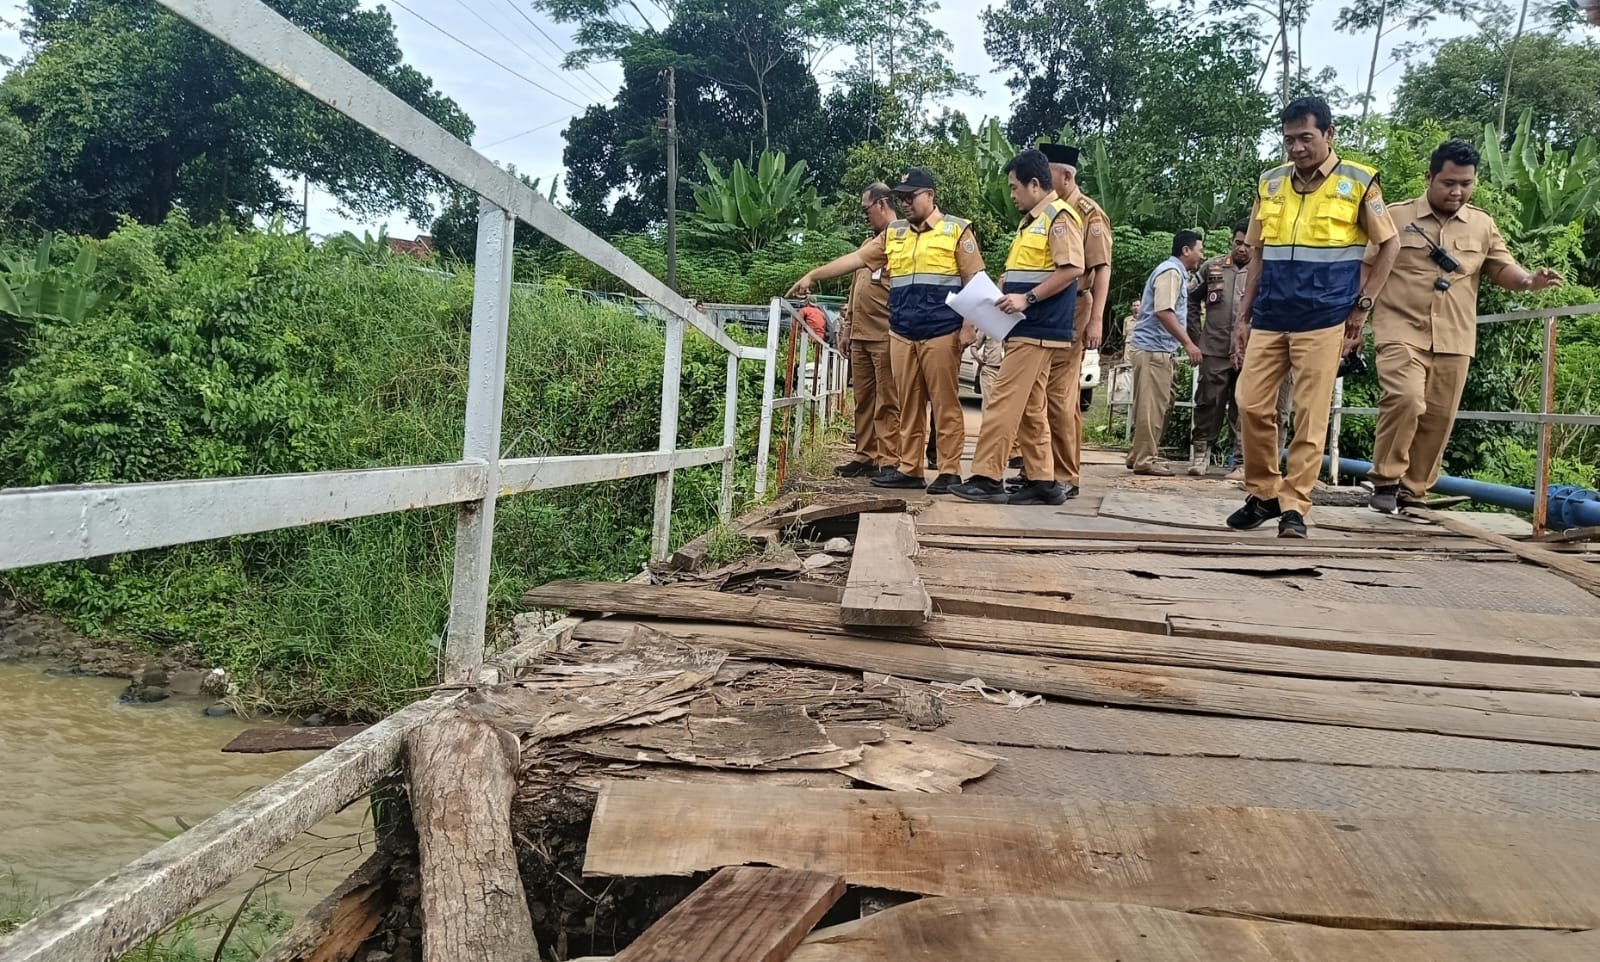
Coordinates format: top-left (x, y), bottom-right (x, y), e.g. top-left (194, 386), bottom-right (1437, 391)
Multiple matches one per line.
top-left (1260, 245), bottom-right (1365, 263)
top-left (890, 273), bottom-right (963, 288)
top-left (1000, 199), bottom-right (1079, 340)
top-left (1253, 157), bottom-right (1377, 332)
top-left (1002, 269), bottom-right (1054, 283)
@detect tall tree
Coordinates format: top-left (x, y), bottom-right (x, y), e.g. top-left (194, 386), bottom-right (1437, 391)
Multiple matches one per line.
top-left (831, 0), bottom-right (977, 141)
top-left (1335, 0), bottom-right (1484, 131)
top-left (1207, 0), bottom-right (1316, 105)
top-left (0, 0), bottom-right (472, 235)
top-left (1393, 22), bottom-right (1600, 147)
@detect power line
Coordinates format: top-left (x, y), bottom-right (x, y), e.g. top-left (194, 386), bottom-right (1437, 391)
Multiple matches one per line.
top-left (479, 0), bottom-right (613, 102)
top-left (479, 114), bottom-right (576, 149)
top-left (446, 0), bottom-right (604, 106)
top-left (386, 0), bottom-right (589, 111)
top-left (489, 0), bottom-right (617, 102)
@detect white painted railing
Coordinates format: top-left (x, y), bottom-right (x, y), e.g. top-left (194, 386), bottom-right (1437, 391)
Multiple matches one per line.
top-left (0, 2), bottom-right (810, 959)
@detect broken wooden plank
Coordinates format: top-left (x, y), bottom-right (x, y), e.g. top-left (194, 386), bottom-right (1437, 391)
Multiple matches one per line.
top-left (916, 534), bottom-right (1494, 558)
top-left (1414, 507), bottom-right (1600, 599)
top-left (1097, 490), bottom-right (1438, 536)
top-left (531, 581), bottom-right (1600, 697)
top-left (934, 700), bottom-right (1600, 773)
top-left (765, 496), bottom-right (909, 532)
top-left (404, 711), bottom-right (539, 962)
top-left (789, 897), bottom-right (1600, 962)
top-left (585, 782), bottom-right (1600, 929)
top-left (666, 496), bottom-right (798, 571)
top-left (612, 866), bottom-right (844, 962)
top-left (573, 619), bottom-right (1600, 748)
top-left (222, 725), bottom-right (369, 754)
top-left (842, 727), bottom-right (999, 793)
top-left (256, 854), bottom-right (394, 962)
top-left (839, 513), bottom-right (931, 627)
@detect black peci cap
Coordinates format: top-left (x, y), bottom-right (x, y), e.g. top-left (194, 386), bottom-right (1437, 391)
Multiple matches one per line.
top-left (1039, 142), bottom-right (1080, 167)
top-left (891, 168), bottom-right (937, 193)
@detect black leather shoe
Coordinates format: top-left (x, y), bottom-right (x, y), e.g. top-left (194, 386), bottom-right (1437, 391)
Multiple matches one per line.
top-left (1369, 485), bottom-right (1400, 514)
top-left (926, 473), bottom-right (962, 495)
top-left (951, 476), bottom-right (1009, 504)
top-left (1008, 480), bottom-right (1067, 506)
top-left (1397, 491), bottom-right (1430, 510)
top-left (1059, 483), bottom-right (1080, 500)
top-left (1005, 469), bottom-right (1030, 492)
top-left (871, 469), bottom-right (926, 490)
top-left (926, 453), bottom-right (938, 471)
top-left (1278, 510), bottom-right (1308, 539)
top-left (1226, 495), bottom-right (1281, 530)
top-left (1007, 455), bottom-right (1024, 469)
top-left (834, 459), bottom-right (876, 478)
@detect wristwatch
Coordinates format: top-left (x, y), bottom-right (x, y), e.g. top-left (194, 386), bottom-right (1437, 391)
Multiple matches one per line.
top-left (1025, 290), bottom-right (1039, 305)
top-left (1356, 294), bottom-right (1375, 312)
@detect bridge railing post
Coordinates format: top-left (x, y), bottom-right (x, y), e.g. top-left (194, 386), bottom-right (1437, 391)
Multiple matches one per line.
top-left (651, 314), bottom-right (686, 561)
top-left (754, 298), bottom-right (780, 501)
top-left (720, 351), bottom-right (739, 522)
top-left (442, 200), bottom-right (514, 683)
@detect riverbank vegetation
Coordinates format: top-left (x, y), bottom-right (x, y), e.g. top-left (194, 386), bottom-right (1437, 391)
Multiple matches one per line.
top-left (2, 0), bottom-right (1599, 716)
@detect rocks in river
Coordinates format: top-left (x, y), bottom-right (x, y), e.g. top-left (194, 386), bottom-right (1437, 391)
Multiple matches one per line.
top-left (301, 713), bottom-right (328, 728)
top-left (120, 683), bottom-right (171, 704)
top-left (202, 703), bottom-right (234, 718)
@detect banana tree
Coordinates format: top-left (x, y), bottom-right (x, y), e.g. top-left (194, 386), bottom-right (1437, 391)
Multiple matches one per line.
top-left (1088, 141), bottom-right (1156, 228)
top-left (955, 118), bottom-right (1020, 230)
top-left (688, 151), bottom-right (822, 254)
top-left (2, 233), bottom-right (117, 370)
top-left (1481, 109), bottom-right (1600, 235)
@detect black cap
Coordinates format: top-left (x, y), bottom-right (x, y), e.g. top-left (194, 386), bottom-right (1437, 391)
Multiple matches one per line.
top-left (891, 168), bottom-right (937, 193)
top-left (1039, 142), bottom-right (1080, 167)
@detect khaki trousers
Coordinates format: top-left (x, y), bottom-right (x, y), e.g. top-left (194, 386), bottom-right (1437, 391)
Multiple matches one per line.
top-left (1238, 325), bottom-right (1343, 516)
top-left (972, 341), bottom-right (1057, 481)
top-left (1193, 355), bottom-right (1293, 457)
top-left (892, 332), bottom-right (965, 478)
top-left (1369, 342), bottom-right (1472, 499)
top-left (1128, 348), bottom-right (1177, 470)
top-left (1019, 343), bottom-right (1081, 485)
top-left (849, 337), bottom-right (900, 467)
top-left (1056, 340), bottom-right (1087, 484)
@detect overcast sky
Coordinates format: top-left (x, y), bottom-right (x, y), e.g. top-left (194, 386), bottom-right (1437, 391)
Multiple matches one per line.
top-left (1, 0), bottom-right (1482, 237)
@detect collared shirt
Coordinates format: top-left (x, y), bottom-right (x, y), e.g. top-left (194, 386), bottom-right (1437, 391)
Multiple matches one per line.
top-left (1187, 254), bottom-right (1249, 358)
top-left (856, 209), bottom-right (985, 284)
top-left (1245, 151), bottom-right (1398, 249)
top-left (1131, 257), bottom-right (1189, 354)
top-left (1060, 184), bottom-right (1113, 322)
top-left (845, 264), bottom-right (891, 341)
top-left (1368, 197), bottom-right (1519, 358)
top-left (1002, 192), bottom-right (1083, 346)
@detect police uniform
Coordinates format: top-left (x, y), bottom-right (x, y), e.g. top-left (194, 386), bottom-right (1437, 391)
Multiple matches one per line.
top-left (856, 194), bottom-right (985, 480)
top-left (843, 264), bottom-right (900, 470)
top-left (1367, 197), bottom-right (1521, 501)
top-left (966, 192), bottom-right (1085, 485)
top-left (1187, 254), bottom-right (1293, 468)
top-left (1239, 152), bottom-right (1397, 518)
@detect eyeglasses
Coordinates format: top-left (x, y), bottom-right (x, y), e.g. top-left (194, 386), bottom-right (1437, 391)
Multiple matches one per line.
top-left (861, 200), bottom-right (881, 214)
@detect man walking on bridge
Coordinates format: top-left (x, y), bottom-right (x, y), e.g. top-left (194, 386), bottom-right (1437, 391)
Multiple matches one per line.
top-left (1228, 96), bottom-right (1399, 538)
top-left (789, 168), bottom-right (983, 495)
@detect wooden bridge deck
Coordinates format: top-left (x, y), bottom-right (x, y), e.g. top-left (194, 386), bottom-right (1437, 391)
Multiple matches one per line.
top-left (485, 438), bottom-right (1600, 959)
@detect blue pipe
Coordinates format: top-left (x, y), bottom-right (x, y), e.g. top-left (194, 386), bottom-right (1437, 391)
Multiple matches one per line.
top-left (1323, 455), bottom-right (1600, 529)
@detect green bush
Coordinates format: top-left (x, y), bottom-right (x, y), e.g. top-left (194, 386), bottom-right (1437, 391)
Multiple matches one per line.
top-left (1, 217), bottom-right (771, 715)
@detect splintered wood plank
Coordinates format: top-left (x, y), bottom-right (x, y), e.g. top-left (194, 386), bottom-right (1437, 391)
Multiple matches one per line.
top-left (572, 619), bottom-right (1600, 748)
top-left (766, 497), bottom-right (910, 532)
top-left (612, 866), bottom-right (844, 962)
top-left (1414, 507), bottom-right (1600, 599)
top-left (585, 782), bottom-right (1600, 929)
top-left (1096, 490), bottom-right (1437, 536)
top-left (842, 727), bottom-right (999, 793)
top-left (916, 534), bottom-right (1491, 558)
top-left (532, 581), bottom-right (1600, 698)
top-left (840, 513), bottom-right (931, 627)
top-left (788, 898), bottom-right (1600, 962)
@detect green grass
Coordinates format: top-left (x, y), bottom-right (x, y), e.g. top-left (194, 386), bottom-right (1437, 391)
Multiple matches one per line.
top-left (702, 524), bottom-right (757, 568)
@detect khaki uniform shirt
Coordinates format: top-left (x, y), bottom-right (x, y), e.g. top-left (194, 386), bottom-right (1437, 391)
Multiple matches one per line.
top-left (1007, 192), bottom-right (1085, 348)
top-left (856, 209), bottom-right (986, 285)
top-left (844, 265), bottom-right (891, 341)
top-left (1244, 151), bottom-right (1398, 248)
top-left (1368, 198), bottom-right (1519, 358)
top-left (1187, 255), bottom-right (1249, 358)
top-left (1059, 184), bottom-right (1113, 322)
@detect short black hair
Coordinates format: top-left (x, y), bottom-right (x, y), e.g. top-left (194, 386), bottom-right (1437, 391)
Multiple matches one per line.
top-left (1232, 217), bottom-right (1250, 237)
top-left (1429, 140), bottom-right (1481, 176)
top-left (1003, 149), bottom-right (1053, 191)
top-left (1173, 230), bottom-right (1203, 257)
top-left (1281, 96), bottom-right (1333, 133)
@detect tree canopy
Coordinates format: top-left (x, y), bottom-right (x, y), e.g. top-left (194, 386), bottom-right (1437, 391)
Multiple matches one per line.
top-left (0, 0), bottom-right (472, 235)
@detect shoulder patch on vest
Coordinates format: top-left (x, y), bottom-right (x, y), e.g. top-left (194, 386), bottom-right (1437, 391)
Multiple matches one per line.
top-left (1266, 177), bottom-right (1282, 197)
top-left (1336, 178), bottom-right (1355, 198)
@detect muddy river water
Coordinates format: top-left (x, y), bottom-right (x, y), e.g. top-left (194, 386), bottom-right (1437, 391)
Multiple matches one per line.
top-left (0, 661), bottom-right (367, 922)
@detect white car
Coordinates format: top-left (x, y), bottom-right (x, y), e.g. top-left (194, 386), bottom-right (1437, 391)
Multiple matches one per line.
top-left (961, 348), bottom-right (1102, 411)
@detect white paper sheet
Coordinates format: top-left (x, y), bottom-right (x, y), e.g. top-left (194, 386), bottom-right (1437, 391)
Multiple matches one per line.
top-left (945, 272), bottom-right (1022, 341)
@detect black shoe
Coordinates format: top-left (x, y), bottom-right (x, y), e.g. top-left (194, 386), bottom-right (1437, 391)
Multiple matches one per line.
top-left (871, 469), bottom-right (926, 490)
top-left (1369, 485), bottom-right (1400, 514)
top-left (1060, 483), bottom-right (1080, 500)
top-left (951, 476), bottom-right (1009, 504)
top-left (1278, 510), bottom-right (1308, 539)
top-left (1007, 455), bottom-right (1024, 469)
top-left (834, 459), bottom-right (876, 478)
top-left (926, 472), bottom-right (962, 495)
top-left (1008, 480), bottom-right (1067, 506)
top-left (1397, 491), bottom-right (1429, 510)
top-left (1226, 495), bottom-right (1281, 530)
top-left (926, 453), bottom-right (938, 471)
top-left (1006, 469), bottom-right (1030, 492)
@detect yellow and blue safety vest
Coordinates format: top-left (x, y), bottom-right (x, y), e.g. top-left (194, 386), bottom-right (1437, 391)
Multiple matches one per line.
top-left (1002, 198), bottom-right (1082, 341)
top-left (885, 215), bottom-right (970, 340)
top-left (1253, 158), bottom-right (1376, 332)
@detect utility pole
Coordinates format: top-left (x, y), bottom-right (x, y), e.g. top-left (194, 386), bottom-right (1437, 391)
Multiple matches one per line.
top-left (662, 65), bottom-right (679, 293)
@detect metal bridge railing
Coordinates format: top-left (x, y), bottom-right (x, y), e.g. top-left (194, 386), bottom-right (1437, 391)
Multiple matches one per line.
top-left (753, 298), bottom-right (849, 499)
top-left (0, 3), bottom-right (802, 960)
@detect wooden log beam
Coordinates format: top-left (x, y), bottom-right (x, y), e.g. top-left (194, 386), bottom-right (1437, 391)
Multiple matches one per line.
top-left (840, 513), bottom-right (930, 627)
top-left (256, 854), bottom-right (393, 962)
top-left (404, 711), bottom-right (539, 962)
top-left (613, 866), bottom-right (844, 962)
